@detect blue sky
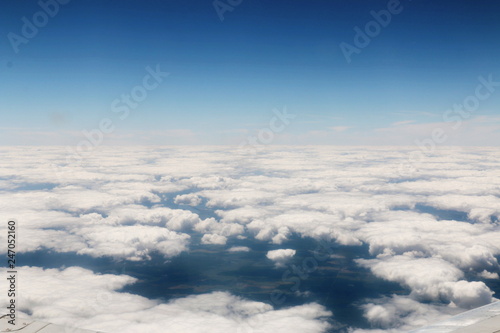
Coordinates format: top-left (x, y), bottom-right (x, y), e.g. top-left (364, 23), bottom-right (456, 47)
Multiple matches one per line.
top-left (1, 0), bottom-right (500, 145)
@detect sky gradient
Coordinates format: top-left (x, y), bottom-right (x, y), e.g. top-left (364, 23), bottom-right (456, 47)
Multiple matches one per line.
top-left (1, 0), bottom-right (499, 145)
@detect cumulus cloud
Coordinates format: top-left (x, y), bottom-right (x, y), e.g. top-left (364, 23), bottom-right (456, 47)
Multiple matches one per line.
top-left (0, 266), bottom-right (332, 333)
top-left (76, 225), bottom-right (191, 260)
top-left (174, 193), bottom-right (202, 206)
top-left (479, 270), bottom-right (500, 279)
top-left (351, 295), bottom-right (462, 332)
top-left (266, 249), bottom-right (296, 267)
top-left (357, 255), bottom-right (494, 308)
top-left (194, 217), bottom-right (244, 237)
top-left (2, 146), bottom-right (500, 331)
top-left (201, 233), bottom-right (228, 245)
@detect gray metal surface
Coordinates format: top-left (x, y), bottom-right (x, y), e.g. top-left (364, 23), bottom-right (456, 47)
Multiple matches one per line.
top-left (0, 315), bottom-right (100, 333)
top-left (409, 301), bottom-right (500, 333)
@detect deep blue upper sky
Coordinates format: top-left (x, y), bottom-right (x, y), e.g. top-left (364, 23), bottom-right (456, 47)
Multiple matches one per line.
top-left (1, 0), bottom-right (499, 145)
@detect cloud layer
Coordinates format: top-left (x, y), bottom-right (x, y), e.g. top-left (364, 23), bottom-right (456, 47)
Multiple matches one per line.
top-left (1, 146), bottom-right (499, 331)
top-left (0, 266), bottom-right (332, 333)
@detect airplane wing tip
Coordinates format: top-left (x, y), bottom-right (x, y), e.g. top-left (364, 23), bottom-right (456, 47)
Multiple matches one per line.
top-left (409, 301), bottom-right (500, 333)
top-left (0, 314), bottom-right (102, 333)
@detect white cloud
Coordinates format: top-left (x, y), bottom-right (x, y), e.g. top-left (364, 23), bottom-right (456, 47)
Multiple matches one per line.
top-left (352, 295), bottom-right (462, 332)
top-left (201, 233), bottom-right (227, 245)
top-left (267, 249), bottom-right (296, 267)
top-left (228, 246), bottom-right (251, 252)
top-left (76, 225), bottom-right (191, 260)
top-left (356, 255), bottom-right (494, 308)
top-left (479, 270), bottom-right (500, 279)
top-left (2, 146), bottom-right (500, 331)
top-left (174, 193), bottom-right (202, 206)
top-left (194, 217), bottom-right (244, 237)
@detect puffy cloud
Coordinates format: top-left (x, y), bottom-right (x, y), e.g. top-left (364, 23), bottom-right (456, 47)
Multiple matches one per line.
top-left (356, 255), bottom-right (494, 308)
top-left (479, 270), bottom-right (500, 279)
top-left (216, 205), bottom-right (268, 224)
top-left (0, 266), bottom-right (332, 333)
top-left (272, 227), bottom-right (291, 244)
top-left (194, 217), bottom-right (245, 237)
top-left (174, 193), bottom-right (202, 206)
top-left (2, 146), bottom-right (500, 331)
top-left (201, 233), bottom-right (228, 245)
top-left (447, 281), bottom-right (494, 309)
top-left (76, 225), bottom-right (190, 260)
top-left (352, 295), bottom-right (462, 332)
top-left (353, 210), bottom-right (500, 272)
top-left (267, 249), bottom-right (296, 267)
